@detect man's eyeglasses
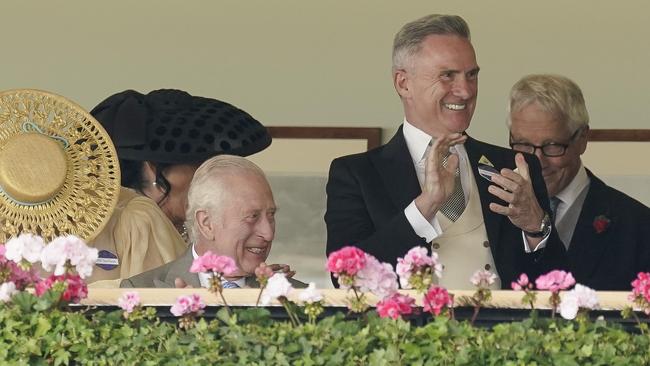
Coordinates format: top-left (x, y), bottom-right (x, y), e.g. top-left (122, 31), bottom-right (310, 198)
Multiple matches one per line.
top-left (509, 127), bottom-right (584, 157)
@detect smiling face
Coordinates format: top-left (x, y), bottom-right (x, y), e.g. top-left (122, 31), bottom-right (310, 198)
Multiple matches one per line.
top-left (197, 171), bottom-right (276, 278)
top-left (394, 34), bottom-right (479, 137)
top-left (509, 102), bottom-right (588, 197)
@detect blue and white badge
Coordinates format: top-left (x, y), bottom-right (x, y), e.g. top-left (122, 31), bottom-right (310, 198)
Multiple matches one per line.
top-left (96, 250), bottom-right (119, 271)
top-left (478, 164), bottom-right (499, 182)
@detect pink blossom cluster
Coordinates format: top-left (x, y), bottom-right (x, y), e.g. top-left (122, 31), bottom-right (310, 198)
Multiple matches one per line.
top-left (559, 284), bottom-right (599, 320)
top-left (189, 251), bottom-right (238, 276)
top-left (630, 272), bottom-right (650, 314)
top-left (0, 245), bottom-right (40, 290)
top-left (470, 269), bottom-right (498, 288)
top-left (423, 286), bottom-right (452, 315)
top-left (396, 246), bottom-right (442, 289)
top-left (376, 293), bottom-right (416, 320)
top-left (118, 292), bottom-right (141, 314)
top-left (40, 235), bottom-right (98, 279)
top-left (170, 294), bottom-right (206, 317)
top-left (326, 246), bottom-right (367, 278)
top-left (535, 270), bottom-right (575, 293)
top-left (35, 273), bottom-right (88, 303)
top-left (355, 254), bottom-right (398, 298)
top-left (254, 262), bottom-right (275, 282)
top-left (511, 273), bottom-right (531, 291)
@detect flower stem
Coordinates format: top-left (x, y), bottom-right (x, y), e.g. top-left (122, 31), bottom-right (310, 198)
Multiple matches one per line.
top-left (255, 284), bottom-right (266, 307)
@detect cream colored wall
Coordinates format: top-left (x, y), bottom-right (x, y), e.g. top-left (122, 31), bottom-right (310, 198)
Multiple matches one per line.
top-left (2, 1), bottom-right (649, 147)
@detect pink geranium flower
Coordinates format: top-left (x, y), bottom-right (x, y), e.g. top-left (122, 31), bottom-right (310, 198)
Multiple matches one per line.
top-left (170, 294), bottom-right (206, 316)
top-left (470, 269), bottom-right (498, 288)
top-left (355, 254), bottom-right (398, 298)
top-left (118, 292), bottom-right (141, 314)
top-left (535, 270), bottom-right (575, 293)
top-left (326, 246), bottom-right (367, 277)
top-left (423, 286), bottom-right (452, 316)
top-left (396, 246), bottom-right (442, 290)
top-left (190, 251), bottom-right (238, 276)
top-left (511, 273), bottom-right (530, 291)
top-left (35, 273), bottom-right (88, 304)
top-left (376, 293), bottom-right (416, 320)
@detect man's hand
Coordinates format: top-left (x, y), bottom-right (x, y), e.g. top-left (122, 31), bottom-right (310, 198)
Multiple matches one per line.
top-left (415, 133), bottom-right (467, 220)
top-left (267, 263), bottom-right (296, 278)
top-left (488, 153), bottom-right (545, 234)
top-left (174, 278), bottom-right (190, 288)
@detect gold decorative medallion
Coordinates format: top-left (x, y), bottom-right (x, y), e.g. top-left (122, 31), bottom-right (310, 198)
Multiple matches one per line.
top-left (0, 89), bottom-right (120, 242)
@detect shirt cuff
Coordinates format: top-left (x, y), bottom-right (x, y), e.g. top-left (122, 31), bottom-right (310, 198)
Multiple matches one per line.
top-left (522, 231), bottom-right (549, 253)
top-left (404, 200), bottom-right (442, 242)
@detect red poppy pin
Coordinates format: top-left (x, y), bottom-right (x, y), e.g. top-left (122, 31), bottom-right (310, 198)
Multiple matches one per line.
top-left (592, 215), bottom-right (610, 234)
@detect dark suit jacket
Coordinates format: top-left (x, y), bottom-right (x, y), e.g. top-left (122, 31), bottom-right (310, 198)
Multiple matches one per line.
top-left (121, 249), bottom-right (308, 288)
top-left (565, 170), bottom-right (650, 290)
top-left (325, 127), bottom-right (567, 288)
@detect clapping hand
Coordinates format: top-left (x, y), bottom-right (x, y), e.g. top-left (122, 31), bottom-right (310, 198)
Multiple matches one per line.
top-left (415, 133), bottom-right (467, 220)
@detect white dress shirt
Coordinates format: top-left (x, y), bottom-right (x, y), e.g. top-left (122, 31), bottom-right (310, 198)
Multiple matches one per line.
top-left (554, 164), bottom-right (589, 224)
top-left (192, 245), bottom-right (245, 288)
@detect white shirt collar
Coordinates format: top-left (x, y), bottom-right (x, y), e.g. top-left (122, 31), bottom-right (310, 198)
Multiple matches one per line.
top-left (403, 118), bottom-right (433, 165)
top-left (554, 163), bottom-right (589, 206)
top-left (191, 244), bottom-right (246, 288)
top-left (402, 118), bottom-right (467, 162)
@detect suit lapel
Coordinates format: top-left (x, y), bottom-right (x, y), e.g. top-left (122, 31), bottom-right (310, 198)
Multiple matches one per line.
top-left (370, 126), bottom-right (422, 210)
top-left (567, 172), bottom-right (613, 280)
top-left (464, 137), bottom-right (504, 250)
top-left (163, 249), bottom-right (201, 288)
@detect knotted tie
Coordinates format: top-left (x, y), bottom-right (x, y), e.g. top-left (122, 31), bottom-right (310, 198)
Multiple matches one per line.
top-left (549, 196), bottom-right (561, 222)
top-left (439, 150), bottom-right (465, 222)
top-left (222, 281), bottom-right (240, 289)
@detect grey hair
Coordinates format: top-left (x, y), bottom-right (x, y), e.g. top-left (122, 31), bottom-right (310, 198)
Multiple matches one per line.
top-left (507, 74), bottom-right (589, 133)
top-left (392, 14), bottom-right (471, 71)
top-left (185, 154), bottom-right (266, 243)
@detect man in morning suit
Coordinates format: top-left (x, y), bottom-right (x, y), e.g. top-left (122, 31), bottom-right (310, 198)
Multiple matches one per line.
top-left (122, 155), bottom-right (306, 288)
top-left (325, 14), bottom-right (567, 289)
top-left (507, 74), bottom-right (650, 290)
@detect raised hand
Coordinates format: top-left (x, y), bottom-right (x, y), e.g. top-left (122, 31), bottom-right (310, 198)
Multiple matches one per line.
top-left (488, 153), bottom-right (545, 234)
top-left (415, 133), bottom-right (467, 220)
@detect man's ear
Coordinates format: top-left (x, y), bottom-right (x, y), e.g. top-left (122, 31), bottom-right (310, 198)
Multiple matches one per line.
top-left (196, 209), bottom-right (215, 241)
top-left (577, 125), bottom-right (590, 155)
top-left (393, 69), bottom-right (410, 99)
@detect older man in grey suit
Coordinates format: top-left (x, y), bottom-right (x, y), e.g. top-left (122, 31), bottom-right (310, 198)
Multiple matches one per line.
top-left (121, 154), bottom-right (306, 288)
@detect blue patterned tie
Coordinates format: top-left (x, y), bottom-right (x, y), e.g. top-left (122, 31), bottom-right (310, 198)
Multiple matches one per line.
top-left (550, 197), bottom-right (561, 221)
top-left (222, 281), bottom-right (240, 289)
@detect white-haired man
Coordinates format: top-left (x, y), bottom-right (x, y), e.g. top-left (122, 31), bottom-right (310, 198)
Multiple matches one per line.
top-left (507, 74), bottom-right (650, 290)
top-left (122, 155), bottom-right (306, 288)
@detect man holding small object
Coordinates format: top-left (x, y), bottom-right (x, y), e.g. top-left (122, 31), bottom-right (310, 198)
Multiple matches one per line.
top-left (325, 14), bottom-right (566, 289)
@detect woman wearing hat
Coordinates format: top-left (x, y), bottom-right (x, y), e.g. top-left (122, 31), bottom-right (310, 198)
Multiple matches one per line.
top-left (89, 89), bottom-right (272, 283)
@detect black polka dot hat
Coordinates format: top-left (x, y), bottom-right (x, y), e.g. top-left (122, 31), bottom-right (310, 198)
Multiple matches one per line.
top-left (90, 89), bottom-right (271, 164)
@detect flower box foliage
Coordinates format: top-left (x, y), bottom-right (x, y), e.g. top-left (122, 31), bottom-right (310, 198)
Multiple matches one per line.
top-left (2, 236), bottom-right (650, 364)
